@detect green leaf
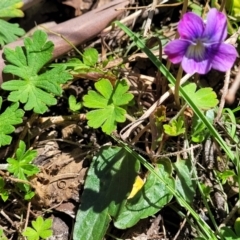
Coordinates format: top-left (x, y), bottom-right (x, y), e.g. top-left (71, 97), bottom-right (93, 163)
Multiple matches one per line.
top-left (2, 30), bottom-right (72, 114)
top-left (0, 0), bottom-right (24, 18)
top-left (163, 116), bottom-right (185, 136)
top-left (0, 229), bottom-right (7, 240)
top-left (51, 58), bottom-right (89, 70)
top-left (221, 108), bottom-right (237, 141)
top-left (191, 109), bottom-right (214, 143)
top-left (200, 183), bottom-right (212, 198)
top-left (22, 216), bottom-right (53, 240)
top-left (191, 115), bottom-right (207, 143)
top-left (0, 1), bottom-right (25, 46)
top-left (216, 170), bottom-right (236, 185)
top-left (114, 158), bottom-right (174, 229)
top-left (83, 48), bottom-right (98, 66)
top-left (7, 140), bottom-right (39, 180)
top-left (234, 217), bottom-right (240, 237)
top-left (0, 97), bottom-right (24, 147)
top-left (220, 227), bottom-right (237, 240)
top-left (0, 177), bottom-right (9, 202)
top-left (174, 158), bottom-right (197, 204)
top-left (24, 190), bottom-right (35, 200)
top-left (68, 95), bottom-right (82, 112)
top-left (0, 20), bottom-right (25, 47)
top-left (22, 227), bottom-right (38, 240)
top-left (83, 79), bottom-right (134, 134)
top-left (182, 83), bottom-right (218, 110)
top-left (226, 0), bottom-right (240, 20)
top-left (73, 146), bottom-right (140, 240)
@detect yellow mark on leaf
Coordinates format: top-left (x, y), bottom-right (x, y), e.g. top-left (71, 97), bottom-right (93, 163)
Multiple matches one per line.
top-left (128, 176), bottom-right (145, 199)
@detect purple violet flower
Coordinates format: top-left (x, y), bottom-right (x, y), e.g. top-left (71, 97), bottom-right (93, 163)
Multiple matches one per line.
top-left (164, 9), bottom-right (238, 74)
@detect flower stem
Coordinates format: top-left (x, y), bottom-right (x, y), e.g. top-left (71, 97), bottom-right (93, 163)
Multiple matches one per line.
top-left (174, 66), bottom-right (183, 108)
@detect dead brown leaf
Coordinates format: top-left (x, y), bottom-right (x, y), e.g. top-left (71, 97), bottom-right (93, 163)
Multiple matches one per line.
top-left (31, 146), bottom-right (87, 208)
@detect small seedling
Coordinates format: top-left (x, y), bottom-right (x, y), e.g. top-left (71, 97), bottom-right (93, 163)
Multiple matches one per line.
top-left (7, 140), bottom-right (39, 199)
top-left (22, 216), bottom-right (53, 240)
top-left (68, 95), bottom-right (82, 112)
top-left (163, 116), bottom-right (186, 136)
top-left (217, 170), bottom-right (236, 185)
top-left (83, 79), bottom-right (134, 134)
top-left (7, 141), bottom-right (39, 180)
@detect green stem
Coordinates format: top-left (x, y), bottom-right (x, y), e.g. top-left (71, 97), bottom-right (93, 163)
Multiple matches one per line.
top-left (174, 66), bottom-right (183, 108)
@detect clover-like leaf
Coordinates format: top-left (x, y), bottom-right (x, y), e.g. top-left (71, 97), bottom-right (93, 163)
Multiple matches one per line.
top-left (0, 97), bottom-right (24, 147)
top-left (83, 79), bottom-right (134, 134)
top-left (181, 83), bottom-right (218, 110)
top-left (2, 30), bottom-right (72, 114)
top-left (22, 216), bottom-right (53, 240)
top-left (7, 140), bottom-right (39, 180)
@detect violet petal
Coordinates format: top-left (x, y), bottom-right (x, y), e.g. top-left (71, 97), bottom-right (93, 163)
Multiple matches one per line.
top-left (209, 43), bottom-right (238, 71)
top-left (203, 8), bottom-right (227, 43)
top-left (164, 39), bottom-right (190, 64)
top-left (178, 12), bottom-right (204, 40)
top-left (182, 55), bottom-right (212, 74)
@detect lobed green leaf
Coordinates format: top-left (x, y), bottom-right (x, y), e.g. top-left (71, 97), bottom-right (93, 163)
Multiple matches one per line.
top-left (2, 30), bottom-right (72, 114)
top-left (83, 79), bottom-right (133, 134)
top-left (0, 98), bottom-right (24, 147)
top-left (7, 140), bottom-right (39, 179)
top-left (0, 0), bottom-right (24, 18)
top-left (182, 83), bottom-right (218, 110)
top-left (0, 20), bottom-right (25, 47)
top-left (22, 216), bottom-right (53, 240)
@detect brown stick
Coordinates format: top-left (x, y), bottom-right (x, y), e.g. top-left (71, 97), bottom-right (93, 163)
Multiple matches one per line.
top-left (0, 0), bottom-right (129, 83)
